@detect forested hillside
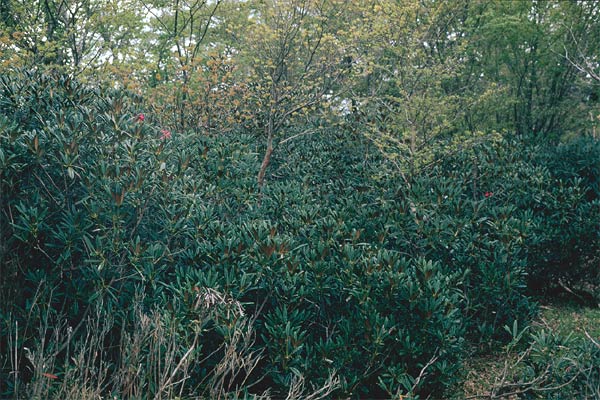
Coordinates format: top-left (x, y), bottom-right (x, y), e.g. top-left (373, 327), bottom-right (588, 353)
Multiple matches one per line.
top-left (1, 1), bottom-right (599, 398)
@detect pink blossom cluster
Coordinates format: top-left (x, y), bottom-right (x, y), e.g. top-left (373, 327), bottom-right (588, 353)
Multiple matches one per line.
top-left (136, 113), bottom-right (172, 140)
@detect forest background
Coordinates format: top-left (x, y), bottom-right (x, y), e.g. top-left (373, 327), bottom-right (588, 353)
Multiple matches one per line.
top-left (0, 0), bottom-right (599, 398)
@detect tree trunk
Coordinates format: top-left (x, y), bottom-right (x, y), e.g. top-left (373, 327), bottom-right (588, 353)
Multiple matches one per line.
top-left (257, 115), bottom-right (274, 202)
top-left (257, 139), bottom-right (273, 191)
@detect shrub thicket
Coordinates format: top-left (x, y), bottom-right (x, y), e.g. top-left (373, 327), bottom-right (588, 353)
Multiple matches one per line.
top-left (1, 70), bottom-right (598, 398)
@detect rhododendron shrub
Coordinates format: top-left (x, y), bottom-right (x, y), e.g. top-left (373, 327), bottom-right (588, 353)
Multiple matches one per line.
top-left (1, 70), bottom-right (598, 398)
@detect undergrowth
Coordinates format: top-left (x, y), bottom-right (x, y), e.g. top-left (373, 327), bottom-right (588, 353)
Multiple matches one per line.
top-left (0, 69), bottom-right (598, 398)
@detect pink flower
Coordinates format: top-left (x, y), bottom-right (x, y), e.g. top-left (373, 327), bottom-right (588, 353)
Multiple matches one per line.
top-left (160, 129), bottom-right (172, 140)
top-left (484, 191), bottom-right (493, 198)
top-left (137, 113), bottom-right (145, 122)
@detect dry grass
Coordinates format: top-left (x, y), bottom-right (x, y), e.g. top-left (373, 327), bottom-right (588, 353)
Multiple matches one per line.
top-left (458, 353), bottom-right (520, 399)
top-left (4, 286), bottom-right (339, 400)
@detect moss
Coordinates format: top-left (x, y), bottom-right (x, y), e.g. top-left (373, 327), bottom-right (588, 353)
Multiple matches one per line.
top-left (536, 304), bottom-right (600, 341)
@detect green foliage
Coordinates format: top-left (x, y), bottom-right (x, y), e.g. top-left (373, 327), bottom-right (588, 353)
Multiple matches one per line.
top-left (518, 328), bottom-right (600, 399)
top-left (1, 61), bottom-right (599, 399)
top-left (469, 135), bottom-right (600, 297)
top-left (0, 0), bottom-right (145, 76)
top-left (0, 69), bottom-right (459, 398)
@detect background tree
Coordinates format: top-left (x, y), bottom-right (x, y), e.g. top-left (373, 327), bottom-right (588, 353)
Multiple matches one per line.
top-left (0, 0), bottom-right (144, 77)
top-left (139, 0), bottom-right (223, 131)
top-left (464, 0), bottom-right (600, 137)
top-left (342, 1), bottom-right (473, 173)
top-left (230, 0), bottom-right (348, 195)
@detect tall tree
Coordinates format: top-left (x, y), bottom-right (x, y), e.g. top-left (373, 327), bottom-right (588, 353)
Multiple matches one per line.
top-left (231, 0), bottom-right (348, 195)
top-left (343, 0), bottom-right (472, 173)
top-left (0, 0), bottom-right (143, 75)
top-left (468, 0), bottom-right (591, 136)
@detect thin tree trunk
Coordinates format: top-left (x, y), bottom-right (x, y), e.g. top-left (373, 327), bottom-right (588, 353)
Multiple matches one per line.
top-left (257, 115), bottom-right (274, 202)
top-left (257, 137), bottom-right (273, 191)
top-left (409, 125), bottom-right (416, 174)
